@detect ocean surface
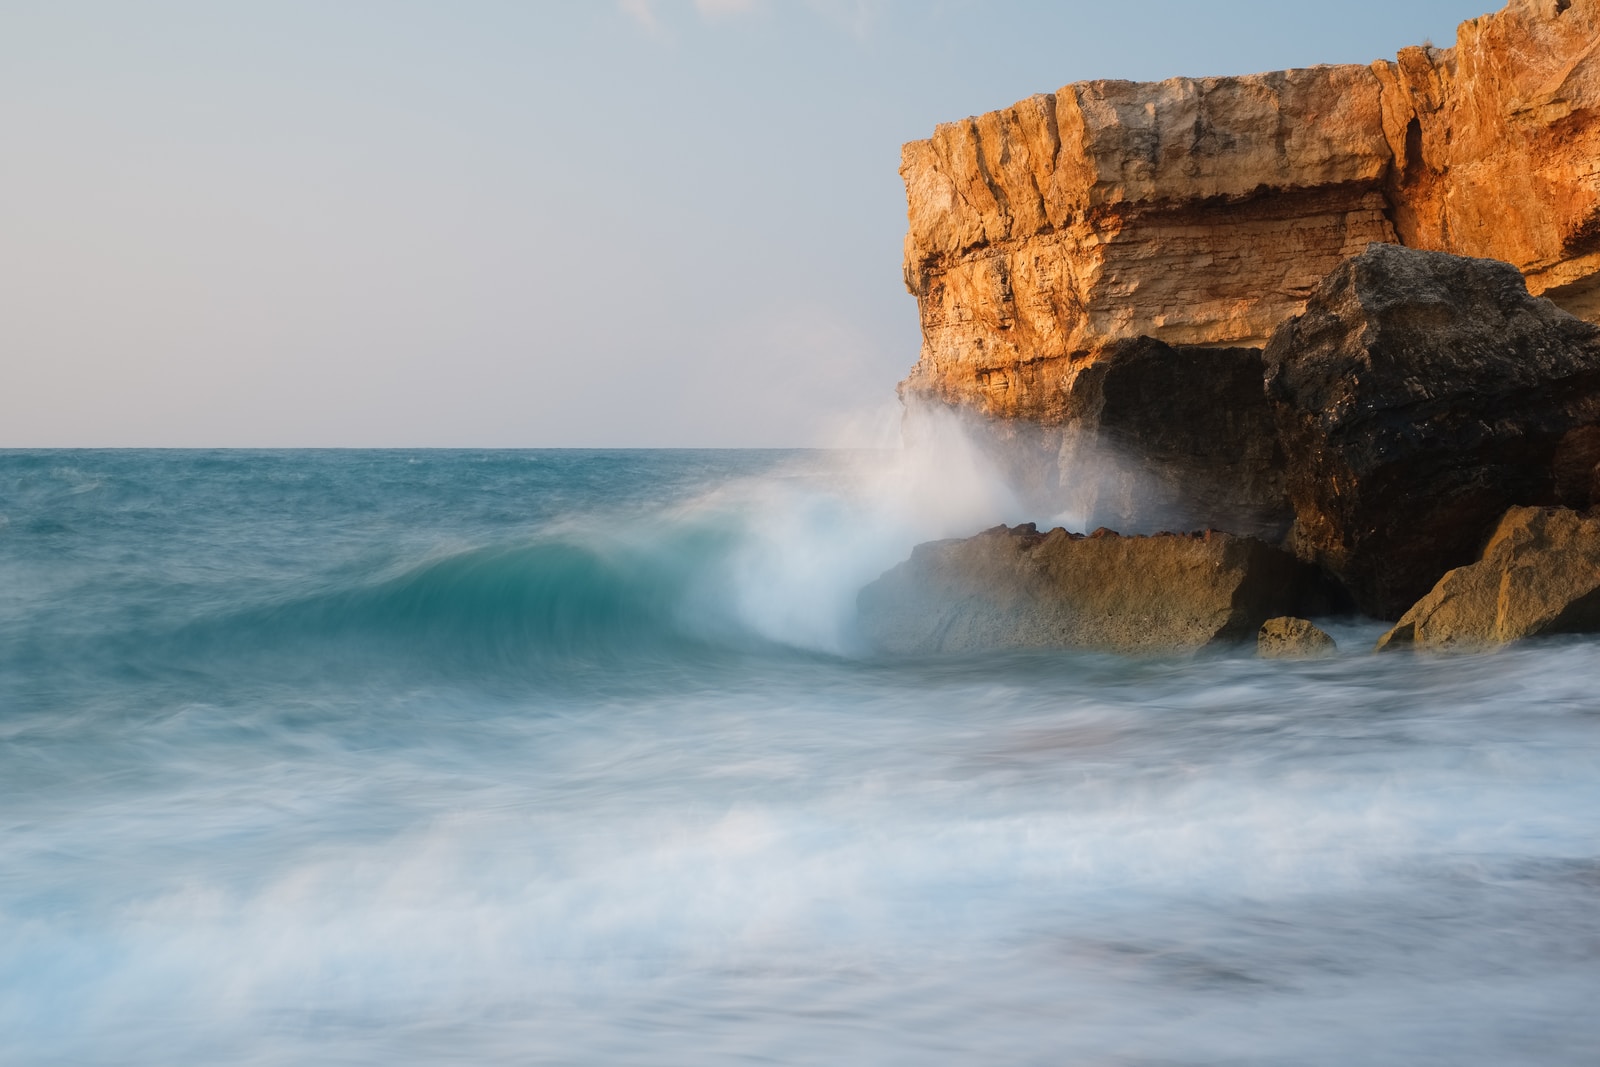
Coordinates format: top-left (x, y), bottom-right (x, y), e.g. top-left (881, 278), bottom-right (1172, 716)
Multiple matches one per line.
top-left (3, 447), bottom-right (1600, 1065)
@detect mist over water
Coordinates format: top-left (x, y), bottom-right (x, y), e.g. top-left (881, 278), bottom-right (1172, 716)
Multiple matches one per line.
top-left (3, 446), bottom-right (1600, 1065)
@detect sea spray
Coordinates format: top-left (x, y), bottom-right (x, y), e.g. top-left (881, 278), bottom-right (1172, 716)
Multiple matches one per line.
top-left (716, 404), bottom-right (1027, 652)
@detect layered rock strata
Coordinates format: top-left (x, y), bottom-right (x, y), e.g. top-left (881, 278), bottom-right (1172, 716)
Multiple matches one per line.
top-left (856, 523), bottom-right (1331, 656)
top-left (1376, 506), bottom-right (1600, 651)
top-left (900, 0), bottom-right (1600, 419)
top-left (1264, 243), bottom-right (1600, 617)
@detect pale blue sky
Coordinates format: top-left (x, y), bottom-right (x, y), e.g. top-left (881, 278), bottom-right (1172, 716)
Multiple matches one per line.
top-left (2, 1), bottom-right (1490, 445)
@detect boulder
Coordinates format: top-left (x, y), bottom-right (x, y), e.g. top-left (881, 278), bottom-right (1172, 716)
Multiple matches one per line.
top-left (857, 523), bottom-right (1330, 656)
top-left (1263, 244), bottom-right (1600, 617)
top-left (1257, 617), bottom-right (1337, 659)
top-left (1376, 506), bottom-right (1600, 651)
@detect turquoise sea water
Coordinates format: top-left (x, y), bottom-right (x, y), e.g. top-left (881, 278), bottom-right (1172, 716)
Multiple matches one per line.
top-left (3, 448), bottom-right (1600, 1065)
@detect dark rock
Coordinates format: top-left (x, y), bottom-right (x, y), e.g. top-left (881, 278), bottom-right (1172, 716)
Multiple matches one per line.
top-left (856, 524), bottom-right (1331, 656)
top-left (1376, 506), bottom-right (1600, 651)
top-left (1257, 617), bottom-right (1337, 659)
top-left (1060, 338), bottom-right (1291, 541)
top-left (1264, 243), bottom-right (1600, 618)
top-left (925, 337), bottom-right (1291, 541)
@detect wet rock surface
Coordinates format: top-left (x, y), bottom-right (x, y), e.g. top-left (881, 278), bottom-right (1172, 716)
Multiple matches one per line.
top-left (857, 523), bottom-right (1330, 656)
top-left (1376, 506), bottom-right (1600, 651)
top-left (1264, 244), bottom-right (1600, 618)
top-left (1257, 617), bottom-right (1338, 659)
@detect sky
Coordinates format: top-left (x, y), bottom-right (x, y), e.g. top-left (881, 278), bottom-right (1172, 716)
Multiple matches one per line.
top-left (2, 0), bottom-right (1495, 446)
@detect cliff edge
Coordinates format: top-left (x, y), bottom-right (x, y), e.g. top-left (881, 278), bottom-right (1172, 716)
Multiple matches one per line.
top-left (901, 0), bottom-right (1600, 420)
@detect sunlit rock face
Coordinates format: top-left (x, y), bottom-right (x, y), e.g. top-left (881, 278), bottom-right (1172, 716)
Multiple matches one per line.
top-left (899, 0), bottom-right (1600, 421)
top-left (1376, 506), bottom-right (1600, 652)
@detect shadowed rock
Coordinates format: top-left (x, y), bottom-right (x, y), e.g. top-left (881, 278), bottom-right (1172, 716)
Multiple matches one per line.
top-left (1264, 244), bottom-right (1600, 618)
top-left (857, 523), bottom-right (1331, 656)
top-left (1376, 506), bottom-right (1600, 651)
top-left (932, 337), bottom-right (1291, 540)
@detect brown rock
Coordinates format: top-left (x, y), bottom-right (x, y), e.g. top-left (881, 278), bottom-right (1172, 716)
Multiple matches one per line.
top-left (899, 0), bottom-right (1600, 420)
top-left (1263, 244), bottom-right (1600, 618)
top-left (856, 523), bottom-right (1330, 656)
top-left (1257, 617), bottom-right (1338, 659)
top-left (1376, 506), bottom-right (1600, 651)
top-left (1375, 0), bottom-right (1600, 319)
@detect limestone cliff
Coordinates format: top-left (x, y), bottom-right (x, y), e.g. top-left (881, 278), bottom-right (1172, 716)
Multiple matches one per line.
top-left (901, 0), bottom-right (1600, 420)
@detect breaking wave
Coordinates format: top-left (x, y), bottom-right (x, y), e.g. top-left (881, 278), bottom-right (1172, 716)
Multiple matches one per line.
top-left (96, 413), bottom-right (1032, 684)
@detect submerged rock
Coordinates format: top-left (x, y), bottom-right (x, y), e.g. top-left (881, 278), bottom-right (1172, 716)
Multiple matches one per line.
top-left (1264, 244), bottom-right (1600, 618)
top-left (1376, 506), bottom-right (1600, 651)
top-left (1257, 617), bottom-right (1337, 659)
top-left (857, 523), bottom-right (1329, 656)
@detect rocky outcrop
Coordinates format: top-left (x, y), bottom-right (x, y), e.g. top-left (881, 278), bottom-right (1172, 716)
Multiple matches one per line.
top-left (900, 0), bottom-right (1600, 420)
top-left (1376, 506), bottom-right (1600, 650)
top-left (880, 0), bottom-right (1600, 632)
top-left (856, 523), bottom-right (1330, 656)
top-left (1257, 617), bottom-right (1337, 659)
top-left (1263, 244), bottom-right (1600, 617)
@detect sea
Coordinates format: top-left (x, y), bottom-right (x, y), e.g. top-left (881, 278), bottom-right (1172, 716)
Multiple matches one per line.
top-left (3, 445), bottom-right (1600, 1065)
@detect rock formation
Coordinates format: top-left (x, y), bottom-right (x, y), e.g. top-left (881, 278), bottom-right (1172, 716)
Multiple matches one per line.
top-left (899, 0), bottom-right (1600, 422)
top-left (1264, 243), bottom-right (1600, 617)
top-left (856, 523), bottom-right (1330, 656)
top-left (1376, 506), bottom-right (1600, 651)
top-left (1257, 617), bottom-right (1337, 659)
top-left (957, 337), bottom-right (1291, 540)
top-left (874, 0), bottom-right (1600, 633)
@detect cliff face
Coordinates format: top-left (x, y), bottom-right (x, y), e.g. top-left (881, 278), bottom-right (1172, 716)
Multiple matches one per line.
top-left (901, 0), bottom-right (1600, 419)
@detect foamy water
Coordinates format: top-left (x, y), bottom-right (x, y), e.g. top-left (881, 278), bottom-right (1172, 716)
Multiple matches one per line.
top-left (2, 448), bottom-right (1598, 1064)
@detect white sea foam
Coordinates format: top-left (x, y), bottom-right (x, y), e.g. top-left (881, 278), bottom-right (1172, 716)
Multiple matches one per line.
top-left (5, 450), bottom-right (1600, 1065)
